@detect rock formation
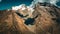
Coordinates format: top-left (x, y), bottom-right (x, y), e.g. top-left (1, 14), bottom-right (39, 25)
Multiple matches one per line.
top-left (0, 2), bottom-right (60, 34)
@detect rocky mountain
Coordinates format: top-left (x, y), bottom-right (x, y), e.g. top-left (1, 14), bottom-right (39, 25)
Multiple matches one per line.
top-left (0, 2), bottom-right (60, 34)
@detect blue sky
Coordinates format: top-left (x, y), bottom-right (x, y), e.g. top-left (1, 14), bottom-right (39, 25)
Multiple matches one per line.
top-left (0, 0), bottom-right (33, 10)
top-left (0, 0), bottom-right (60, 10)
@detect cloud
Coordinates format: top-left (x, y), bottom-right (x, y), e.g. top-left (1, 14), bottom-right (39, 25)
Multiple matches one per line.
top-left (12, 4), bottom-right (34, 12)
top-left (30, 0), bottom-right (60, 8)
top-left (0, 0), bottom-right (2, 2)
top-left (12, 4), bottom-right (26, 10)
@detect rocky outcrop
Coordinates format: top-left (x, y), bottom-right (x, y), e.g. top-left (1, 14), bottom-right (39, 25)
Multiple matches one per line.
top-left (0, 2), bottom-right (60, 34)
top-left (32, 3), bottom-right (60, 34)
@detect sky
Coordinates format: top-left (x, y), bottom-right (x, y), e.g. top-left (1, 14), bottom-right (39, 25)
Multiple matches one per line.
top-left (0, 0), bottom-right (60, 10)
top-left (0, 0), bottom-right (33, 10)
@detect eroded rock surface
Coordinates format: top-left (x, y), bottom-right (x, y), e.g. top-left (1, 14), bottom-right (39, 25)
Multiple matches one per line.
top-left (0, 3), bottom-right (60, 34)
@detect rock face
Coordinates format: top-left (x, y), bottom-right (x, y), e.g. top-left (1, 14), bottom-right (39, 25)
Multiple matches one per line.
top-left (32, 3), bottom-right (60, 34)
top-left (0, 3), bottom-right (60, 34)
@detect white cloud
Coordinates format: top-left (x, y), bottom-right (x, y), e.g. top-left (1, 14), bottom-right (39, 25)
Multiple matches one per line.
top-left (12, 4), bottom-right (34, 13)
top-left (30, 0), bottom-right (59, 8)
top-left (0, 0), bottom-right (2, 2)
top-left (12, 4), bottom-right (26, 10)
top-left (50, 0), bottom-right (58, 4)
